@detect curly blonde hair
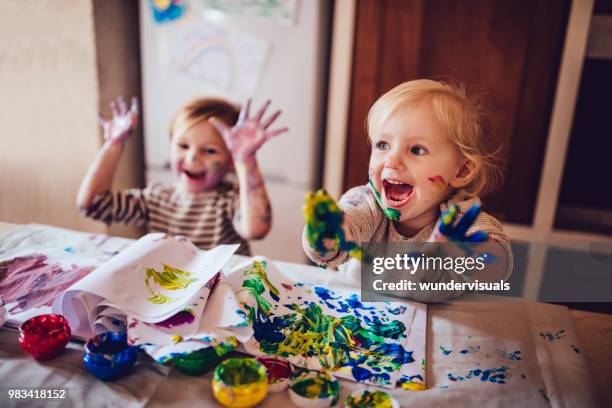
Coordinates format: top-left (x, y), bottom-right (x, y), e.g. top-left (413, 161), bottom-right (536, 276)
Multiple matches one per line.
top-left (366, 79), bottom-right (503, 197)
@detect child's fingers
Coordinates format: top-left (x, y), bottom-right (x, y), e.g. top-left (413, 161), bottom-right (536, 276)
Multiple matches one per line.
top-left (254, 99), bottom-right (271, 122)
top-left (238, 98), bottom-right (252, 124)
top-left (208, 117), bottom-right (230, 139)
top-left (110, 100), bottom-right (119, 117)
top-left (454, 202), bottom-right (482, 238)
top-left (98, 114), bottom-right (108, 127)
top-left (118, 96), bottom-right (128, 115)
top-left (130, 97), bottom-right (140, 115)
top-left (262, 110), bottom-right (281, 129)
top-left (440, 205), bottom-right (458, 226)
top-left (466, 231), bottom-right (489, 243)
top-left (264, 127), bottom-right (288, 142)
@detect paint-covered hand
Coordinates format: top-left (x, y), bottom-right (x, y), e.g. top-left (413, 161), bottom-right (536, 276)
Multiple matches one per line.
top-left (209, 99), bottom-right (288, 164)
top-left (99, 96), bottom-right (139, 146)
top-left (303, 189), bottom-right (363, 260)
top-left (430, 202), bottom-right (489, 243)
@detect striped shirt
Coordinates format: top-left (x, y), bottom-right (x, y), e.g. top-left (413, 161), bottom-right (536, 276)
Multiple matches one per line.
top-left (85, 182), bottom-right (250, 255)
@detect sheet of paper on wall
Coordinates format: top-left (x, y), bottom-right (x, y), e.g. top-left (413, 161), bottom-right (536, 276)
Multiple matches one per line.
top-left (224, 257), bottom-right (427, 388)
top-left (51, 234), bottom-right (240, 340)
top-left (0, 224), bottom-right (133, 327)
top-left (172, 24), bottom-right (271, 96)
top-left (149, 0), bottom-right (187, 24)
top-left (201, 0), bottom-right (299, 26)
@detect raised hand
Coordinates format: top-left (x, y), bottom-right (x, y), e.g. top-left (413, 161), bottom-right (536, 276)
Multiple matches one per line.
top-left (303, 189), bottom-right (363, 260)
top-left (431, 202), bottom-right (489, 243)
top-left (99, 96), bottom-right (139, 146)
top-left (209, 98), bottom-right (288, 164)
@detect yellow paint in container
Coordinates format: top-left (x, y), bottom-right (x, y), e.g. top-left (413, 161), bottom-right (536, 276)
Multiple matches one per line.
top-left (212, 358), bottom-right (269, 408)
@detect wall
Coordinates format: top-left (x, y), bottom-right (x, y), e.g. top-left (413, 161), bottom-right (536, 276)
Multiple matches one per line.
top-left (0, 0), bottom-right (143, 237)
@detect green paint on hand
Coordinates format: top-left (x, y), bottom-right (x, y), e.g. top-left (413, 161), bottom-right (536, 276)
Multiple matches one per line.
top-left (303, 189), bottom-right (363, 259)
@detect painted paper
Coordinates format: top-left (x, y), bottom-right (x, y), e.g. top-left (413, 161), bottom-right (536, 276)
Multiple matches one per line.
top-left (0, 224), bottom-right (132, 325)
top-left (172, 24), bottom-right (270, 95)
top-left (225, 257), bottom-right (426, 388)
top-left (202, 0), bottom-right (299, 26)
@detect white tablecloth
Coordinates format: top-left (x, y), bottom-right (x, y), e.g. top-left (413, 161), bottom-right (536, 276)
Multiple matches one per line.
top-left (1, 221), bottom-right (609, 407)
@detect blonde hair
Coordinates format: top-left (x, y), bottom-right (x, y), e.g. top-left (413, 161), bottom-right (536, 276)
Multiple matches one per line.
top-left (169, 97), bottom-right (239, 140)
top-left (366, 79), bottom-right (503, 197)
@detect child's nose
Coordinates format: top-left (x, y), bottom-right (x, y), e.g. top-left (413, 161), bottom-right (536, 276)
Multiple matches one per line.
top-left (384, 150), bottom-right (405, 170)
top-left (186, 150), bottom-right (198, 164)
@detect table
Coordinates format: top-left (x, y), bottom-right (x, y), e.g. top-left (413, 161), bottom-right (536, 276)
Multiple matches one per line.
top-left (1, 221), bottom-right (610, 407)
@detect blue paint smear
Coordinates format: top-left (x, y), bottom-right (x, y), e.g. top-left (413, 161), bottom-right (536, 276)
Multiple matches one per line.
top-left (500, 350), bottom-right (521, 361)
top-left (539, 329), bottom-right (566, 342)
top-left (440, 346), bottom-right (452, 355)
top-left (387, 306), bottom-right (407, 315)
top-left (447, 366), bottom-right (508, 384)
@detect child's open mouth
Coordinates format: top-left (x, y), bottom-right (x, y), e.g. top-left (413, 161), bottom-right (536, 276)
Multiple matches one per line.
top-left (183, 169), bottom-right (207, 181)
top-left (383, 179), bottom-right (413, 208)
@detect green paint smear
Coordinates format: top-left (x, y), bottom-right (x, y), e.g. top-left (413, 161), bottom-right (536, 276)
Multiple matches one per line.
top-left (345, 390), bottom-right (393, 408)
top-left (368, 179), bottom-right (401, 221)
top-left (145, 263), bottom-right (196, 304)
top-left (291, 373), bottom-right (340, 404)
top-left (303, 189), bottom-right (363, 259)
top-left (214, 358), bottom-right (266, 386)
top-left (241, 261), bottom-right (276, 316)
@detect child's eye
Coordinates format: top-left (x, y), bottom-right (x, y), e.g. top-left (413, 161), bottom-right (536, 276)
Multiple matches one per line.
top-left (411, 145), bottom-right (428, 155)
top-left (202, 148), bottom-right (218, 155)
top-left (375, 141), bottom-right (390, 150)
top-left (178, 143), bottom-right (189, 150)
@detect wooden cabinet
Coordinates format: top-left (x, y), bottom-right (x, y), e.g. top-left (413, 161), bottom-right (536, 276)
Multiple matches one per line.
top-left (343, 0), bottom-right (571, 224)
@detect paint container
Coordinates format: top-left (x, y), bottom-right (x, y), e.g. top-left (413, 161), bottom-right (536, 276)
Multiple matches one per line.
top-left (173, 346), bottom-right (221, 376)
top-left (256, 356), bottom-right (292, 393)
top-left (398, 381), bottom-right (427, 391)
top-left (18, 314), bottom-right (71, 360)
top-left (212, 357), bottom-right (269, 408)
top-left (288, 370), bottom-right (340, 407)
top-left (83, 332), bottom-right (138, 381)
top-left (344, 389), bottom-right (399, 408)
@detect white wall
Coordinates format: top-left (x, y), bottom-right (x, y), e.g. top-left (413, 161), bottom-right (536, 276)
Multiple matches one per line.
top-left (0, 0), bottom-right (144, 238)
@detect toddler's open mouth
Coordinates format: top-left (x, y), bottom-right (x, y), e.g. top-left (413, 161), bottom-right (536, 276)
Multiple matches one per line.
top-left (183, 169), bottom-right (207, 181)
top-left (383, 179), bottom-right (413, 208)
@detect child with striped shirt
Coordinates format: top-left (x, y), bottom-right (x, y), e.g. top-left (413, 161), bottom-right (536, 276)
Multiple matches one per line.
top-left (77, 97), bottom-right (286, 255)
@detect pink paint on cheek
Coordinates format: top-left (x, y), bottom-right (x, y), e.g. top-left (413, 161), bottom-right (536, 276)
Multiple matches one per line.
top-left (171, 158), bottom-right (184, 176)
top-left (428, 175), bottom-right (446, 191)
top-left (182, 160), bottom-right (228, 192)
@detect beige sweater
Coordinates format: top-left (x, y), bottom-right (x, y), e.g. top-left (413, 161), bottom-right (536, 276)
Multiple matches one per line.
top-left (302, 185), bottom-right (513, 302)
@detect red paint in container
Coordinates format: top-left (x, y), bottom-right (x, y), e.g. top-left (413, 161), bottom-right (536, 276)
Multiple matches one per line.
top-left (19, 314), bottom-right (71, 360)
top-left (256, 356), bottom-right (293, 393)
